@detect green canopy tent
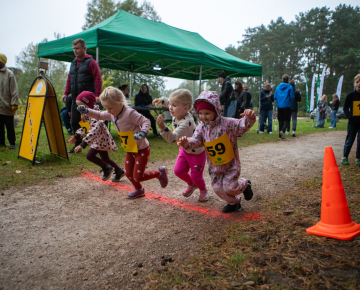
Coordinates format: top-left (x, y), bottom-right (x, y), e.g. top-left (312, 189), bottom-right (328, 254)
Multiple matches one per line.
top-left (38, 9), bottom-right (262, 97)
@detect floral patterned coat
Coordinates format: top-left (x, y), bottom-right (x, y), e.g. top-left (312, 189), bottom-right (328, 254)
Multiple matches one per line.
top-left (187, 91), bottom-right (255, 174)
top-left (77, 105), bottom-right (118, 152)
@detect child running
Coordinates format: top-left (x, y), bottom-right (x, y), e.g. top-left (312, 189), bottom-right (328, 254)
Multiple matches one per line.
top-left (77, 86), bottom-right (168, 198)
top-left (152, 89), bottom-right (208, 201)
top-left (69, 91), bottom-right (124, 181)
top-left (178, 91), bottom-right (256, 213)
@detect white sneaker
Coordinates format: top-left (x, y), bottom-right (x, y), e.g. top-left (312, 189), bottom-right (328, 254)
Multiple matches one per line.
top-left (269, 132), bottom-right (273, 134)
top-left (292, 131), bottom-right (296, 137)
top-left (328, 127), bottom-right (335, 129)
top-left (285, 132), bottom-right (290, 135)
top-left (259, 131), bottom-right (264, 134)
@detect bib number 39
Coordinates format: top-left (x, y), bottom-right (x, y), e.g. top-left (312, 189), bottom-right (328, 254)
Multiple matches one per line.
top-left (203, 133), bottom-right (234, 165)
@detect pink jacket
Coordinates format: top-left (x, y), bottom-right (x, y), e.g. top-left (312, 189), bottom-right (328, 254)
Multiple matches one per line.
top-left (86, 105), bottom-right (151, 151)
top-left (77, 106), bottom-right (117, 151)
top-left (187, 91), bottom-right (255, 174)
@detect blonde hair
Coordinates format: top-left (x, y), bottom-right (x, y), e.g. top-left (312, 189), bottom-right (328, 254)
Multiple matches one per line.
top-left (320, 94), bottom-right (327, 102)
top-left (332, 93), bottom-right (338, 102)
top-left (100, 86), bottom-right (126, 105)
top-left (169, 89), bottom-right (193, 109)
top-left (264, 82), bottom-right (271, 88)
top-left (354, 73), bottom-right (360, 83)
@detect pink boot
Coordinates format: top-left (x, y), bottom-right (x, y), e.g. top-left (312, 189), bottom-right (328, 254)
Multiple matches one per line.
top-left (182, 183), bottom-right (198, 197)
top-left (198, 189), bottom-right (209, 202)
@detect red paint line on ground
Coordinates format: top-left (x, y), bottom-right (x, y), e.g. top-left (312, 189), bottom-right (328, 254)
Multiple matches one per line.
top-left (82, 172), bottom-right (261, 221)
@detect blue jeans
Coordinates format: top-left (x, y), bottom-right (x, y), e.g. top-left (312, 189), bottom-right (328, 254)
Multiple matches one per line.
top-left (61, 109), bottom-right (71, 130)
top-left (316, 111), bottom-right (324, 127)
top-left (260, 110), bottom-right (273, 133)
top-left (331, 110), bottom-right (337, 128)
top-left (343, 123), bottom-right (360, 159)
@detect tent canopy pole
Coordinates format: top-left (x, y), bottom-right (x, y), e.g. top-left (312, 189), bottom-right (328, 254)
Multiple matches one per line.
top-left (198, 65), bottom-right (203, 95)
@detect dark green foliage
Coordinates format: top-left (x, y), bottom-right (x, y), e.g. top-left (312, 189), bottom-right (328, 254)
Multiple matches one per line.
top-left (226, 4), bottom-right (360, 112)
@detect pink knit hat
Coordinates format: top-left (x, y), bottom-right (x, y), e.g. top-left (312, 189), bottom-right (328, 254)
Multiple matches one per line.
top-left (76, 91), bottom-right (96, 109)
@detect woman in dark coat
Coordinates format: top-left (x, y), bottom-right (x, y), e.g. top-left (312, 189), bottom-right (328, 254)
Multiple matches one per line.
top-left (134, 84), bottom-right (159, 137)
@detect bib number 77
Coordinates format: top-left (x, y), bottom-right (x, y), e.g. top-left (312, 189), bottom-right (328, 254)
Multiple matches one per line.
top-left (119, 135), bottom-right (128, 145)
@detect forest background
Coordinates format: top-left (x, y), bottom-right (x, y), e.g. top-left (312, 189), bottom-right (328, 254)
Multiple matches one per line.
top-left (9, 0), bottom-right (360, 114)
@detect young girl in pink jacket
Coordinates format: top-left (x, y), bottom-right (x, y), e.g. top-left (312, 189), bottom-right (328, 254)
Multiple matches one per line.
top-left (77, 87), bottom-right (168, 198)
top-left (69, 91), bottom-right (123, 182)
top-left (178, 91), bottom-right (256, 213)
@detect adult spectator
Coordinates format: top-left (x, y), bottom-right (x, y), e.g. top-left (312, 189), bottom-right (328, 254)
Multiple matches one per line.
top-left (63, 38), bottom-right (102, 153)
top-left (243, 84), bottom-right (252, 109)
top-left (119, 84), bottom-right (132, 106)
top-left (341, 73), bottom-right (360, 166)
top-left (259, 82), bottom-right (274, 134)
top-left (274, 74), bottom-right (294, 139)
top-left (135, 84), bottom-right (159, 137)
top-left (0, 53), bottom-right (19, 149)
top-left (61, 95), bottom-right (72, 135)
top-left (286, 80), bottom-right (301, 137)
top-left (316, 94), bottom-right (328, 128)
top-left (329, 94), bottom-right (340, 129)
top-left (218, 70), bottom-right (233, 117)
top-left (234, 81), bottom-right (246, 118)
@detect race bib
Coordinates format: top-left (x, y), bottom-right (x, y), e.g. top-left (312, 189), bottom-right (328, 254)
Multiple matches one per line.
top-left (204, 133), bottom-right (234, 165)
top-left (79, 120), bottom-right (90, 135)
top-left (116, 130), bottom-right (138, 153)
top-left (353, 101), bottom-right (360, 116)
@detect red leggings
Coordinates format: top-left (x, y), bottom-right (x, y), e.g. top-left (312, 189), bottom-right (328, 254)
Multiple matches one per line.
top-left (124, 147), bottom-right (160, 190)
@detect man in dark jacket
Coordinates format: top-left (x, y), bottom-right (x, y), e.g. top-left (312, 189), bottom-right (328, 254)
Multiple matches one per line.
top-left (63, 38), bottom-right (102, 153)
top-left (341, 73), bottom-right (360, 166)
top-left (274, 74), bottom-right (294, 140)
top-left (286, 81), bottom-right (301, 137)
top-left (135, 84), bottom-right (159, 137)
top-left (218, 70), bottom-right (234, 117)
top-left (259, 83), bottom-right (274, 134)
top-left (243, 84), bottom-right (252, 109)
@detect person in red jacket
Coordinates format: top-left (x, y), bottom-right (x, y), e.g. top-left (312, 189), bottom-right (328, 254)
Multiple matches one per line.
top-left (62, 38), bottom-right (102, 153)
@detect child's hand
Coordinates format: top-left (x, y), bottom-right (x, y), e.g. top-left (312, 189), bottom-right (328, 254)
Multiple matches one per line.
top-left (133, 131), bottom-right (147, 140)
top-left (156, 114), bottom-right (165, 130)
top-left (152, 98), bottom-right (161, 106)
top-left (77, 105), bottom-right (88, 114)
top-left (177, 136), bottom-right (189, 149)
top-left (241, 109), bottom-right (256, 120)
top-left (74, 146), bottom-right (82, 153)
top-left (68, 136), bottom-right (77, 144)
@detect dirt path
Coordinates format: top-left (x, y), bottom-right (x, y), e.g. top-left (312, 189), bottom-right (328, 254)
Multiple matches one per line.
top-left (0, 131), bottom-right (354, 290)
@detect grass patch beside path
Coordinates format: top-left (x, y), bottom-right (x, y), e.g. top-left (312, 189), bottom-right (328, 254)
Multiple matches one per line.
top-left (0, 118), bottom-right (347, 190)
top-left (143, 165), bottom-right (360, 290)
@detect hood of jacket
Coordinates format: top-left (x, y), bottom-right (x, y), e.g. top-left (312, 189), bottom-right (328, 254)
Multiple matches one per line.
top-left (75, 54), bottom-right (93, 61)
top-left (193, 91), bottom-right (222, 127)
top-left (277, 82), bottom-right (291, 91)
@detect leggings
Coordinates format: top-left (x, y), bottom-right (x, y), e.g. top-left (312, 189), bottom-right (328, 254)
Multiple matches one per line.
top-left (86, 148), bottom-right (121, 171)
top-left (124, 147), bottom-right (160, 190)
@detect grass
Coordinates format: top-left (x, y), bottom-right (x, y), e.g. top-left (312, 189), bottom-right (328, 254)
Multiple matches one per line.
top-left (142, 165), bottom-right (360, 290)
top-left (0, 118), bottom-right (348, 190)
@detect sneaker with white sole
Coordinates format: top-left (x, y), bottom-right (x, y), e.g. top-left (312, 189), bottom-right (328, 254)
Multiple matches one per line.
top-left (292, 131), bottom-right (296, 137)
top-left (157, 166), bottom-right (168, 188)
top-left (279, 131), bottom-right (285, 139)
top-left (328, 127), bottom-right (335, 129)
top-left (259, 131), bottom-right (264, 134)
top-left (127, 187), bottom-right (145, 199)
top-left (268, 132), bottom-right (273, 134)
top-left (198, 189), bottom-right (209, 202)
top-left (182, 183), bottom-right (198, 197)
top-left (285, 131), bottom-right (290, 135)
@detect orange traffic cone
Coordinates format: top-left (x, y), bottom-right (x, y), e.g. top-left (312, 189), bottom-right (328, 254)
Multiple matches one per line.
top-left (306, 147), bottom-right (360, 240)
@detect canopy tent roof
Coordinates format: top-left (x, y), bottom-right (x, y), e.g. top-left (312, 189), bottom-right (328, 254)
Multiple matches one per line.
top-left (38, 10), bottom-right (262, 80)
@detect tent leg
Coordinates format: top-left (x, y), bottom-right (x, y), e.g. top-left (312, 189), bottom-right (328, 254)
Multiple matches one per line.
top-left (96, 47), bottom-right (99, 63)
top-left (258, 76), bottom-right (262, 132)
top-left (198, 65), bottom-right (203, 95)
top-left (192, 80), bottom-right (195, 101)
top-left (130, 73), bottom-right (133, 105)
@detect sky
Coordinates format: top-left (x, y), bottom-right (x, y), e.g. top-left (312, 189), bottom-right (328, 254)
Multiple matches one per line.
top-left (2, 0), bottom-right (358, 90)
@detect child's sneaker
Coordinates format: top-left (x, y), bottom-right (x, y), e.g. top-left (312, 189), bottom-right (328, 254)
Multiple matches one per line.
top-left (157, 166), bottom-right (168, 188)
top-left (356, 159), bottom-right (360, 167)
top-left (112, 168), bottom-right (125, 182)
top-left (182, 183), bottom-right (197, 197)
top-left (198, 189), bottom-right (209, 202)
top-left (222, 203), bottom-right (241, 213)
top-left (341, 157), bottom-right (349, 165)
top-left (127, 187), bottom-right (145, 199)
top-left (243, 180), bottom-right (253, 201)
top-left (100, 164), bottom-right (114, 181)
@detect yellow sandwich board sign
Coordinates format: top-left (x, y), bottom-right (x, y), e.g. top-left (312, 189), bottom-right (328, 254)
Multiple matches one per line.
top-left (18, 75), bottom-right (69, 164)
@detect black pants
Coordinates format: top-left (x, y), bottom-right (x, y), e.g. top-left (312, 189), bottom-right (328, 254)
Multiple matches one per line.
top-left (277, 107), bottom-right (291, 136)
top-left (137, 110), bottom-right (158, 135)
top-left (0, 114), bottom-right (15, 146)
top-left (71, 101), bottom-right (82, 146)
